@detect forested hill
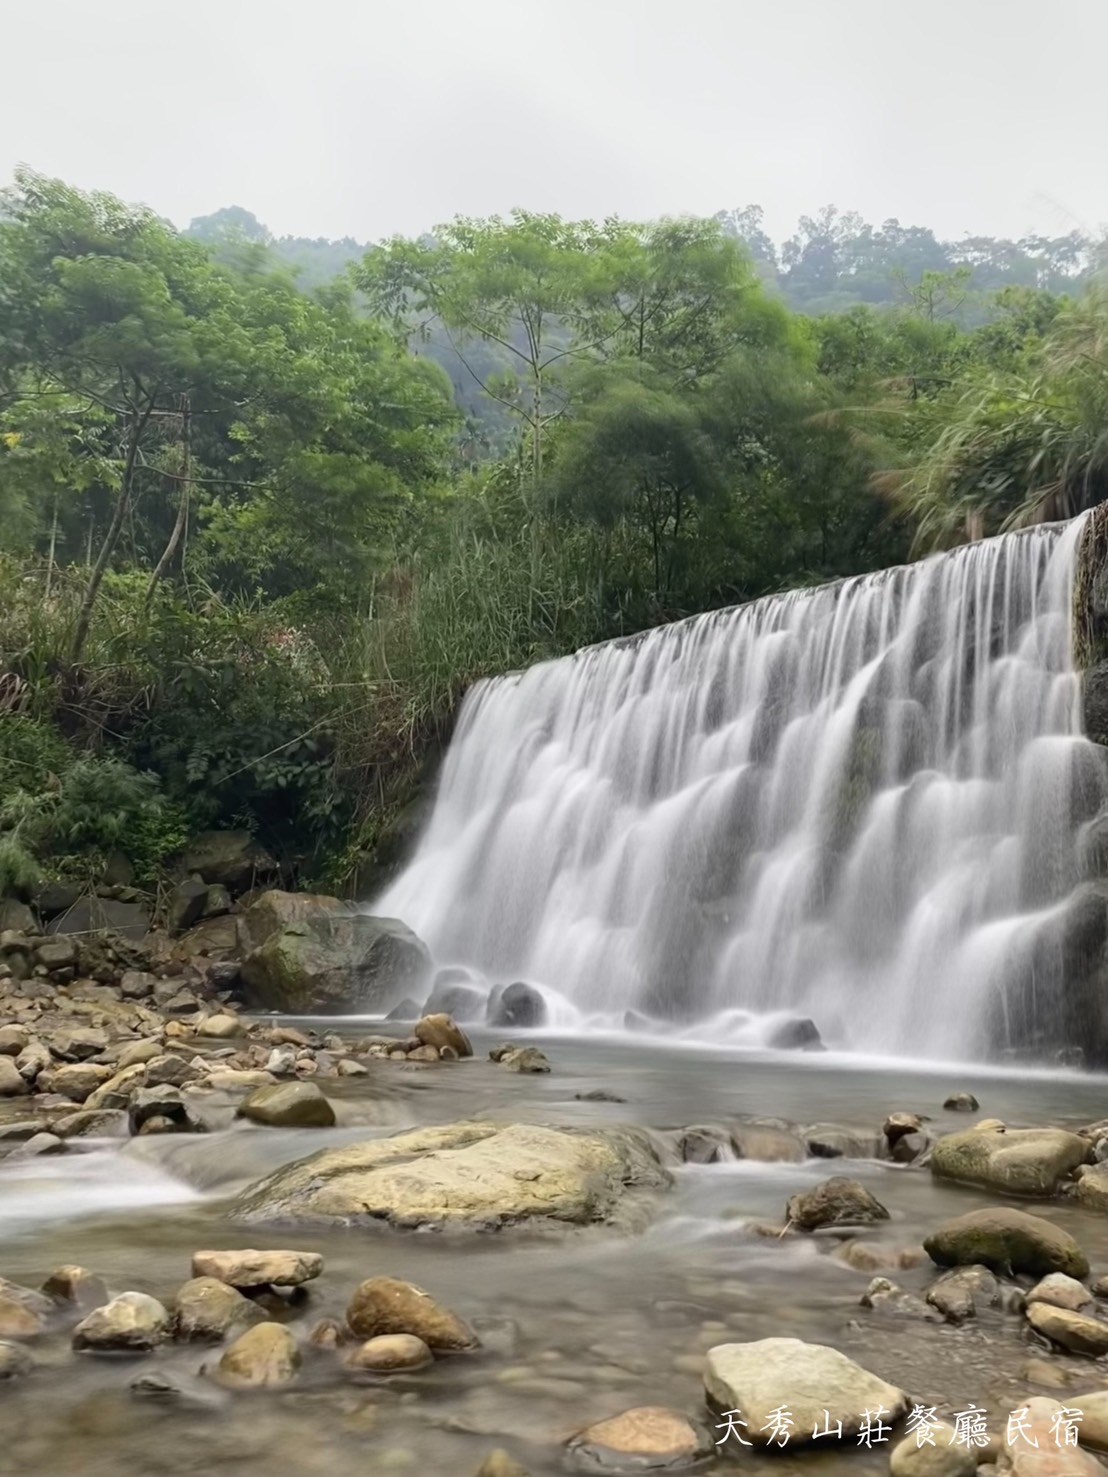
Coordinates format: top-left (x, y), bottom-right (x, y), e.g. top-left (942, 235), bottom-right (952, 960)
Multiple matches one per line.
top-left (187, 201), bottom-right (1099, 315)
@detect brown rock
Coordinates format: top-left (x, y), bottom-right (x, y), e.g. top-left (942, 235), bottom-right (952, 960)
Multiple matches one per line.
top-left (884, 1111), bottom-right (924, 1145)
top-left (217, 1321), bottom-right (300, 1388)
top-left (414, 1013), bottom-right (472, 1057)
top-left (0, 1057), bottom-right (29, 1097)
top-left (345, 1333), bottom-right (433, 1372)
top-left (190, 1249), bottom-right (323, 1289)
top-left (72, 1292), bottom-right (170, 1351)
top-left (0, 1279), bottom-right (52, 1338)
top-left (995, 1397), bottom-right (1105, 1473)
top-left (198, 1013), bottom-right (243, 1039)
top-left (41, 1266), bottom-right (110, 1311)
top-left (786, 1176), bottom-right (890, 1231)
top-left (924, 1208), bottom-right (1089, 1279)
top-left (567, 1406), bottom-right (709, 1466)
top-left (174, 1277), bottom-right (265, 1341)
top-left (1025, 1301), bottom-right (1108, 1356)
top-left (1026, 1273), bottom-right (1094, 1313)
top-left (346, 1277), bottom-right (477, 1351)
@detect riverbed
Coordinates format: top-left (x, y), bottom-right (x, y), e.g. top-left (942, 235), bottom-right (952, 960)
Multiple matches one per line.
top-left (3, 1031), bottom-right (1107, 1475)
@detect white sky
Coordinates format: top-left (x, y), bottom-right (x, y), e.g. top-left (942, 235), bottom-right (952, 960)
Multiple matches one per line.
top-left (4, 0), bottom-right (1106, 246)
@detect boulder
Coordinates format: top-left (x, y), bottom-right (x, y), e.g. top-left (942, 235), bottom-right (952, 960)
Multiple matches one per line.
top-left (50, 1026), bottom-right (109, 1061)
top-left (384, 997), bottom-right (423, 1022)
top-left (488, 982), bottom-right (547, 1029)
top-left (128, 1085), bottom-right (204, 1135)
top-left (1065, 1389), bottom-right (1108, 1452)
top-left (1074, 1162), bottom-right (1108, 1210)
top-left (236, 1081), bottom-right (336, 1129)
top-left (198, 1013), bottom-right (243, 1040)
top-left (677, 1125), bottom-right (733, 1164)
top-left (0, 1025), bottom-right (28, 1055)
top-left (995, 1396), bottom-right (1106, 1474)
top-left (233, 1121), bottom-right (670, 1232)
top-left (345, 1333), bottom-right (433, 1373)
top-left (1026, 1273), bottom-right (1094, 1313)
top-left (765, 1016), bottom-right (823, 1050)
top-left (37, 1061), bottom-right (114, 1102)
top-left (72, 1292), bottom-right (170, 1352)
top-left (174, 1278), bottom-right (265, 1342)
top-left (885, 1111), bottom-right (925, 1145)
top-left (181, 831), bottom-right (277, 894)
top-left (35, 937), bottom-right (77, 971)
top-left (191, 1249), bottom-right (323, 1289)
top-left (414, 1013), bottom-right (472, 1057)
top-left (34, 881), bottom-right (82, 920)
top-left (238, 892), bottom-right (430, 1013)
top-left (41, 1266), bottom-right (110, 1311)
top-left (47, 897), bottom-right (150, 940)
top-left (803, 1123), bottom-right (881, 1159)
top-left (566, 1406), bottom-right (710, 1470)
top-left (786, 1176), bottom-right (890, 1231)
top-left (703, 1337), bottom-right (908, 1444)
top-left (0, 1278), bottom-right (52, 1338)
top-left (217, 1321), bottom-right (300, 1388)
top-left (943, 1093), bottom-right (980, 1112)
top-left (1025, 1301), bottom-right (1108, 1356)
top-left (889, 1425), bottom-right (977, 1475)
top-left (424, 977), bottom-right (485, 1021)
top-left (499, 1046), bottom-right (550, 1074)
top-left (0, 1057), bottom-right (29, 1097)
top-left (168, 880), bottom-right (209, 934)
top-left (346, 1277), bottom-right (476, 1351)
top-left (925, 1265), bottom-right (1001, 1323)
top-left (924, 1208), bottom-right (1089, 1278)
top-left (930, 1125), bottom-right (1091, 1196)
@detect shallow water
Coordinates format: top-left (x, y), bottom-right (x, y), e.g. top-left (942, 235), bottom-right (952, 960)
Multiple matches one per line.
top-left (3, 1033), bottom-right (1108, 1475)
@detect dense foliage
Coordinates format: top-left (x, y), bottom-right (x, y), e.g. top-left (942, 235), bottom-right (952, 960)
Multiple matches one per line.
top-left (1, 171), bottom-right (1104, 889)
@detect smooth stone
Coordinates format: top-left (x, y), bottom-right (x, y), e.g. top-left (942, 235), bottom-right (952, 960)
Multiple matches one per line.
top-left (233, 1121), bottom-right (670, 1231)
top-left (191, 1249), bottom-right (323, 1288)
top-left (0, 1057), bottom-right (29, 1097)
top-left (995, 1397), bottom-right (1105, 1473)
top-left (413, 1013), bottom-right (472, 1057)
top-left (54, 1107), bottom-right (130, 1139)
top-left (206, 1069), bottom-right (277, 1091)
top-left (346, 1277), bottom-right (477, 1351)
top-left (174, 1278), bottom-right (266, 1341)
top-left (499, 1046), bottom-right (550, 1074)
top-left (216, 1321), bottom-right (300, 1388)
top-left (236, 1080), bottom-right (336, 1128)
top-left (1025, 1301), bottom-right (1108, 1355)
top-left (944, 1093), bottom-right (980, 1111)
top-left (804, 1123), bottom-right (880, 1159)
top-left (860, 1276), bottom-right (936, 1321)
top-left (37, 1061), bottom-right (114, 1102)
top-left (889, 1423), bottom-right (976, 1475)
top-left (1026, 1273), bottom-right (1094, 1313)
top-left (704, 1337), bottom-right (908, 1444)
top-left (72, 1292), bottom-right (170, 1351)
top-left (41, 1266), bottom-right (110, 1311)
top-left (488, 982), bottom-right (546, 1029)
top-left (1065, 1389), bottom-right (1108, 1452)
top-left (198, 1013), bottom-right (243, 1039)
top-left (1073, 1162), bottom-right (1108, 1211)
top-left (0, 1341), bottom-right (34, 1380)
top-left (884, 1111), bottom-right (925, 1145)
top-left (924, 1208), bottom-right (1089, 1278)
top-left (0, 1278), bottom-right (52, 1338)
top-left (930, 1125), bottom-right (1091, 1196)
top-left (0, 1026), bottom-right (29, 1056)
top-left (345, 1333), bottom-right (433, 1372)
top-left (566, 1405), bottom-right (710, 1469)
top-left (786, 1176), bottom-right (890, 1231)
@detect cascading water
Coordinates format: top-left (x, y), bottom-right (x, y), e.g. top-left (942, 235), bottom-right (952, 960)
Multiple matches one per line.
top-left (375, 518), bottom-right (1108, 1059)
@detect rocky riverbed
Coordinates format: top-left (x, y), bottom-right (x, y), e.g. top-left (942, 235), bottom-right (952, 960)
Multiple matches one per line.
top-left (6, 930), bottom-right (1108, 1472)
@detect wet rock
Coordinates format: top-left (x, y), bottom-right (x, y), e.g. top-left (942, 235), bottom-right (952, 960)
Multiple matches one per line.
top-left (35, 937), bottom-right (77, 971)
top-left (191, 1249), bottom-right (323, 1288)
top-left (995, 1396), bottom-right (1105, 1473)
top-left (118, 971), bottom-right (157, 1001)
top-left (345, 1333), bottom-right (433, 1372)
top-left (766, 1016), bottom-right (823, 1050)
top-left (884, 1111), bottom-right (925, 1145)
top-left (238, 891), bottom-right (429, 1013)
top-left (84, 1062), bottom-right (147, 1111)
top-left (1073, 1162), bottom-right (1108, 1210)
top-left (236, 1080), bottom-right (336, 1128)
top-left (703, 1337), bottom-right (908, 1444)
top-left (128, 1084), bottom-right (204, 1134)
top-left (174, 1278), bottom-right (266, 1341)
top-left (729, 1120), bottom-right (806, 1162)
top-left (930, 1124), bottom-right (1091, 1196)
top-left (207, 1069), bottom-right (277, 1092)
top-left (55, 1107), bottom-right (130, 1140)
top-left (566, 1405), bottom-right (710, 1470)
top-left (925, 1264), bottom-right (1001, 1323)
top-left (0, 1340), bottom-right (33, 1380)
top-left (786, 1176), bottom-right (890, 1231)
top-left (144, 1054), bottom-right (202, 1089)
top-left (1025, 1301), bottom-right (1108, 1356)
top-left (576, 1089), bottom-right (627, 1104)
top-left (943, 1093), bottom-right (979, 1112)
top-left (924, 1208), bottom-right (1089, 1278)
top-left (182, 831), bottom-right (278, 894)
top-left (0, 1278), bottom-right (52, 1338)
top-left (13, 1131), bottom-right (65, 1158)
top-left (414, 1013), bottom-right (472, 1057)
top-left (308, 1317), bottom-right (346, 1349)
top-left (488, 982), bottom-right (546, 1029)
top-left (72, 1292), bottom-right (170, 1351)
top-left (860, 1276), bottom-right (936, 1321)
top-left (234, 1121), bottom-right (670, 1232)
top-left (407, 1044), bottom-right (440, 1063)
top-left (889, 1425), bottom-right (976, 1475)
top-left (114, 1038), bottom-right (163, 1069)
top-left (384, 997), bottom-right (423, 1021)
top-left (833, 1240), bottom-right (926, 1274)
top-left (474, 1454), bottom-right (530, 1477)
top-left (346, 1277), bottom-right (477, 1351)
top-left (216, 1321), bottom-right (300, 1388)
top-left (499, 1046), bottom-right (550, 1074)
top-left (198, 1013), bottom-right (243, 1039)
top-left (15, 1040), bottom-right (50, 1084)
top-left (803, 1123), bottom-right (880, 1159)
top-left (0, 1025), bottom-right (29, 1055)
top-left (677, 1125), bottom-right (732, 1164)
top-left (0, 1057), bottom-right (29, 1096)
top-left (47, 897), bottom-right (150, 939)
top-left (1066, 1389), bottom-right (1108, 1452)
top-left (1026, 1273), bottom-right (1094, 1313)
top-left (424, 978), bottom-right (486, 1020)
top-left (892, 1130), bottom-right (931, 1164)
top-left (42, 1266), bottom-right (110, 1311)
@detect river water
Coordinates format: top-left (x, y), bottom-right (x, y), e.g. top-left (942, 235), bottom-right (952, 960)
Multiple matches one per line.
top-left (4, 1032), bottom-right (1108, 1475)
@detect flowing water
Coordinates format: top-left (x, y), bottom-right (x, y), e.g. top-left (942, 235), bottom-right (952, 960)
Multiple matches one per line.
top-left (378, 519), bottom-right (1108, 1059)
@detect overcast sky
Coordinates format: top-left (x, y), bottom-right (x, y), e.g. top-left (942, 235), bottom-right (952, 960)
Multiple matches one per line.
top-left (4, 0), bottom-right (1106, 246)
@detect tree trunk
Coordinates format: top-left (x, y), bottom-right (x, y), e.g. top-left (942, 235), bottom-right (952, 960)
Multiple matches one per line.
top-left (71, 399), bottom-right (153, 663)
top-left (44, 493), bottom-right (59, 600)
top-left (144, 396), bottom-right (191, 609)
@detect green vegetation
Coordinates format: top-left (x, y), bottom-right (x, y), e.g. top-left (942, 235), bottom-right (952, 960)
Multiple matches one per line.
top-left (1, 170), bottom-right (1105, 891)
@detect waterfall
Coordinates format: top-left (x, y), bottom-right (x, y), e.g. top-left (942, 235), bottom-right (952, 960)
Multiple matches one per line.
top-left (375, 519), bottom-right (1108, 1059)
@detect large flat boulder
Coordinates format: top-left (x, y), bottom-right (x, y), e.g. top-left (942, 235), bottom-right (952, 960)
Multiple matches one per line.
top-left (232, 1121), bottom-right (670, 1231)
top-left (237, 891), bottom-right (430, 1013)
top-left (924, 1208), bottom-right (1089, 1279)
top-left (704, 1337), bottom-right (908, 1445)
top-left (930, 1125), bottom-right (1092, 1196)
